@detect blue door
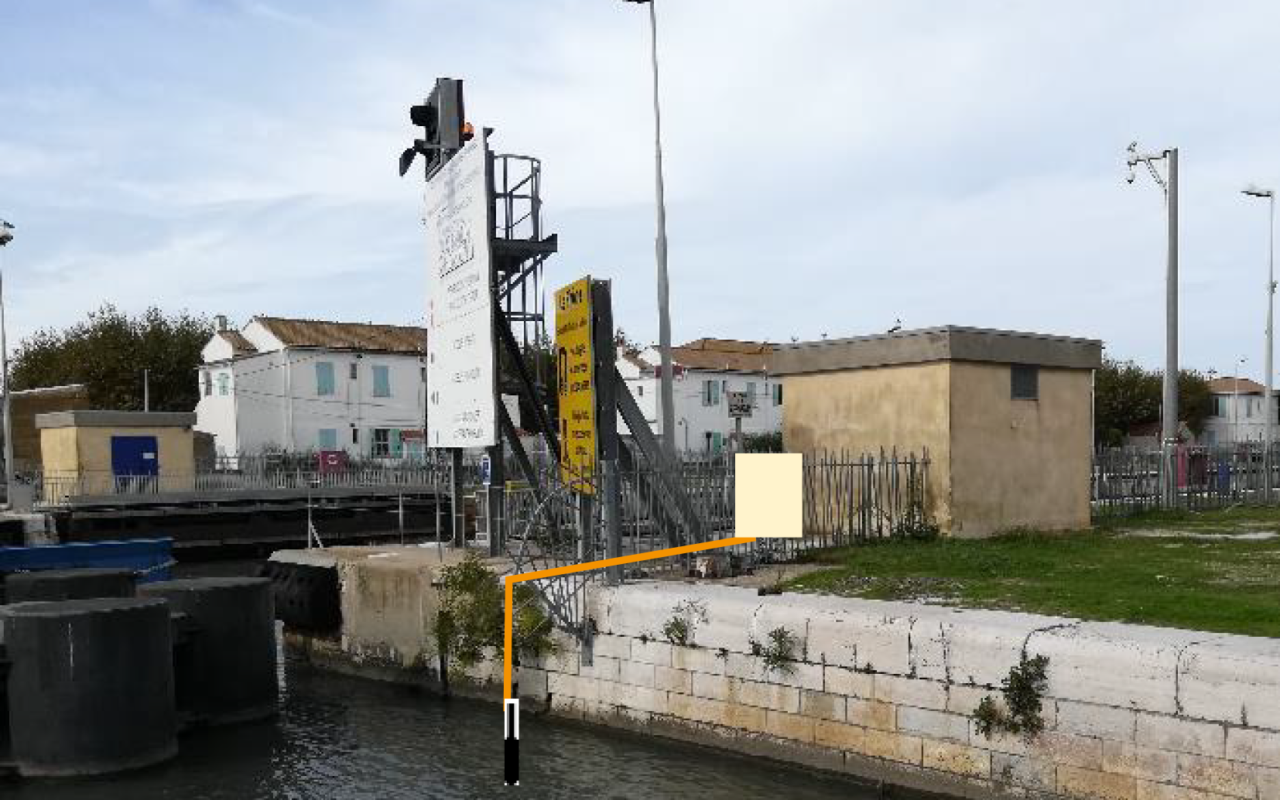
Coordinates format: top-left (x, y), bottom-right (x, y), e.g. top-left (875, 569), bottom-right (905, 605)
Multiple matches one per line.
top-left (111, 436), bottom-right (159, 477)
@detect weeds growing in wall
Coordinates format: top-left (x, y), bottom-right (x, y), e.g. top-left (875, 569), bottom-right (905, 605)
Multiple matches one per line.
top-left (749, 626), bottom-right (799, 675)
top-left (663, 599), bottom-right (709, 647)
top-left (974, 652), bottom-right (1051, 739)
top-left (435, 553), bottom-right (555, 674)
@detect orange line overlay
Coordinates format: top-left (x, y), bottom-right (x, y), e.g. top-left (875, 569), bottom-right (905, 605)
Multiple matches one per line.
top-left (502, 535), bottom-right (756, 699)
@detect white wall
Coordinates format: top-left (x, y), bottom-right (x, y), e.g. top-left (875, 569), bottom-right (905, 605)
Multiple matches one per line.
top-left (1202, 392), bottom-right (1277, 445)
top-left (618, 356), bottom-right (783, 453)
top-left (195, 347), bottom-right (426, 459)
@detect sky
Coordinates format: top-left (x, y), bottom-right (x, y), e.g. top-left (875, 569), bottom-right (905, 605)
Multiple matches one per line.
top-left (3, 0), bottom-right (1280, 378)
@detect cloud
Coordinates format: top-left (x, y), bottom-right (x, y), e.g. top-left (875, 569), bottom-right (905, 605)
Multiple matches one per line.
top-left (3, 0), bottom-right (1280, 382)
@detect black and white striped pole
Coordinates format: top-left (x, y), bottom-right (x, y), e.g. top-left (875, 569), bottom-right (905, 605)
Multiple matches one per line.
top-left (504, 698), bottom-right (520, 785)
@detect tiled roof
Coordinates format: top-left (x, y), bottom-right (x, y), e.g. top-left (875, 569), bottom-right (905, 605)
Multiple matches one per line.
top-left (217, 330), bottom-right (258, 356)
top-left (254, 316), bottom-right (426, 355)
top-left (621, 352), bottom-right (653, 371)
top-left (1207, 377), bottom-right (1266, 395)
top-left (670, 338), bottom-right (775, 373)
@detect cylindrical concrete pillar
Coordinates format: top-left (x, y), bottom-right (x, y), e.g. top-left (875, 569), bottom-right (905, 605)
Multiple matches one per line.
top-left (138, 577), bottom-right (278, 725)
top-left (4, 568), bottom-right (136, 604)
top-left (2, 597), bottom-right (177, 776)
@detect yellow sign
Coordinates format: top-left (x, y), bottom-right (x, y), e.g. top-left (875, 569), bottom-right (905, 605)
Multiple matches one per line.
top-left (555, 277), bottom-right (596, 493)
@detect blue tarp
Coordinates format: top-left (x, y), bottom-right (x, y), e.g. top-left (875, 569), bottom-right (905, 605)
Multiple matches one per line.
top-left (0, 538), bottom-right (174, 583)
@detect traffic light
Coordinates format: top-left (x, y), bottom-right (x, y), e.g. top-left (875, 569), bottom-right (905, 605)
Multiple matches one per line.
top-left (398, 78), bottom-right (467, 179)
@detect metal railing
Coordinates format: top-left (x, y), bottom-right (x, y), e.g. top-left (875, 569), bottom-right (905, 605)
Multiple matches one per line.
top-left (35, 461), bottom-right (452, 506)
top-left (1093, 443), bottom-right (1280, 516)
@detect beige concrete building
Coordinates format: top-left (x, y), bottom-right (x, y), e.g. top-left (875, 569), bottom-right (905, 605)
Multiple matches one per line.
top-left (772, 326), bottom-right (1102, 537)
top-left (36, 411), bottom-right (197, 497)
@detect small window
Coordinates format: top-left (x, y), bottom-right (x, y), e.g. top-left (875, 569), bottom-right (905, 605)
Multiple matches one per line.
top-left (349, 363), bottom-right (358, 380)
top-left (420, 366), bottom-right (426, 381)
top-left (746, 381), bottom-right (757, 400)
top-left (702, 379), bottom-right (721, 406)
top-left (202, 371), bottom-right (212, 397)
top-left (216, 373), bottom-right (230, 397)
top-left (372, 365), bottom-right (391, 398)
top-left (318, 429), bottom-right (338, 450)
top-left (316, 362), bottom-right (335, 396)
top-left (638, 385), bottom-right (644, 397)
top-left (773, 383), bottom-right (783, 406)
top-left (372, 428), bottom-right (391, 457)
top-left (1011, 364), bottom-right (1039, 400)
top-left (352, 427), bottom-right (359, 444)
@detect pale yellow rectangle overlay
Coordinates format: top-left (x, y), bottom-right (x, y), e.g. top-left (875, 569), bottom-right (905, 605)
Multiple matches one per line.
top-left (735, 453), bottom-right (802, 538)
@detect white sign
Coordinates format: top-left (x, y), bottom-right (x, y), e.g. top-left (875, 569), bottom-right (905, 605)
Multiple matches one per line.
top-left (727, 391), bottom-right (752, 419)
top-left (424, 131), bottom-right (497, 448)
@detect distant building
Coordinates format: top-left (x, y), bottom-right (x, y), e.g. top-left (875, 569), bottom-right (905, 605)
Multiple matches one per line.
top-left (1200, 377), bottom-right (1278, 445)
top-left (195, 316), bottom-right (427, 461)
top-left (773, 326), bottom-right (1102, 537)
top-left (619, 338), bottom-right (783, 454)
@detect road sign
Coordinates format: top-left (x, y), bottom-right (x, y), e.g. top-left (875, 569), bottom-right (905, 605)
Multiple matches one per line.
top-left (424, 130), bottom-right (497, 448)
top-left (555, 276), bottom-right (596, 493)
top-left (727, 391), bottom-right (752, 419)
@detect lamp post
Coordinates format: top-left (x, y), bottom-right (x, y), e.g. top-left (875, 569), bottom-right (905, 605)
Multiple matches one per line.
top-left (1243, 185), bottom-right (1275, 459)
top-left (0, 219), bottom-right (13, 506)
top-left (623, 0), bottom-right (676, 459)
top-left (1126, 143), bottom-right (1179, 505)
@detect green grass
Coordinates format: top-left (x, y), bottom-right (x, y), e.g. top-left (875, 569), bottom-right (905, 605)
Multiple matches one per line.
top-left (785, 506), bottom-right (1280, 638)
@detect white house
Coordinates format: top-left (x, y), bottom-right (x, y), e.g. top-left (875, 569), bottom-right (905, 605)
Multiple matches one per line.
top-left (619, 338), bottom-right (783, 454)
top-left (1199, 376), bottom-right (1279, 445)
top-left (195, 316), bottom-right (427, 461)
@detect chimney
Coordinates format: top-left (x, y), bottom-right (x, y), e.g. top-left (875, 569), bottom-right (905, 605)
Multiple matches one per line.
top-left (216, 315), bottom-right (228, 332)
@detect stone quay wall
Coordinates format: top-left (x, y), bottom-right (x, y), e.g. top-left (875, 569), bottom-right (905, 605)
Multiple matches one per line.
top-left (275, 548), bottom-right (1280, 799)
top-left (516, 583), bottom-right (1280, 800)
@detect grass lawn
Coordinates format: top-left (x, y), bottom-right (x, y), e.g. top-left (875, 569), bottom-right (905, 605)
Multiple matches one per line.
top-left (783, 506), bottom-right (1280, 639)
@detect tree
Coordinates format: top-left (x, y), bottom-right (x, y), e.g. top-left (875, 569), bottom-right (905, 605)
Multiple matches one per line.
top-left (1093, 357), bottom-right (1212, 447)
top-left (11, 304), bottom-right (213, 412)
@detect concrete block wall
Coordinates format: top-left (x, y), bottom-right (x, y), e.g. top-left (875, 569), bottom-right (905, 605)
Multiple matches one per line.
top-left (519, 583), bottom-right (1280, 800)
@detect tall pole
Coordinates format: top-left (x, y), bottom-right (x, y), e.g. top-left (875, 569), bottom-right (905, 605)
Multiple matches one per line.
top-left (143, 368), bottom-right (150, 412)
top-left (1164, 148), bottom-right (1179, 448)
top-left (642, 0), bottom-right (676, 459)
top-left (1267, 193), bottom-right (1275, 451)
top-left (0, 225), bottom-right (13, 503)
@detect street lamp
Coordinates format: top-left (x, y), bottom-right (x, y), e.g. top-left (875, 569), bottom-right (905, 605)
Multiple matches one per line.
top-left (622, 0), bottom-right (676, 459)
top-left (1242, 184), bottom-right (1275, 456)
top-left (0, 219), bottom-right (13, 506)
top-left (1126, 142), bottom-right (1179, 505)
top-left (1126, 142), bottom-right (1180, 449)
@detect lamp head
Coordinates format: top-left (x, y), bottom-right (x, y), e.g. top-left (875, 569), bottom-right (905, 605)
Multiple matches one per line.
top-left (0, 219), bottom-right (13, 247)
top-left (1242, 184), bottom-right (1274, 199)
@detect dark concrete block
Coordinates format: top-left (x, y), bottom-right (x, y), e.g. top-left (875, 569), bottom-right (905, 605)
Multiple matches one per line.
top-left (139, 577), bottom-right (278, 725)
top-left (4, 568), bottom-right (136, 604)
top-left (2, 597), bottom-right (177, 776)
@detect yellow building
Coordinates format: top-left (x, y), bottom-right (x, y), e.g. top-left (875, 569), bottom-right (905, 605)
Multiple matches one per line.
top-left (773, 326), bottom-right (1102, 537)
top-left (36, 411), bottom-right (197, 498)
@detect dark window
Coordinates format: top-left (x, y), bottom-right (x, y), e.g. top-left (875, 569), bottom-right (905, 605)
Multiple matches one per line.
top-left (372, 428), bottom-right (391, 457)
top-left (352, 427), bottom-right (359, 444)
top-left (1011, 364), bottom-right (1039, 400)
top-left (349, 363), bottom-right (358, 380)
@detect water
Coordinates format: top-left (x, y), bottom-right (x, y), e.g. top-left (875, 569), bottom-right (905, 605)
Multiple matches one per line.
top-left (2, 656), bottom-right (884, 800)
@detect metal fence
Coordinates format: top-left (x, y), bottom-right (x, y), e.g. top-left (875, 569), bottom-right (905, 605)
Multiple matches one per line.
top-left (36, 460), bottom-right (451, 505)
top-left (1093, 444), bottom-right (1280, 516)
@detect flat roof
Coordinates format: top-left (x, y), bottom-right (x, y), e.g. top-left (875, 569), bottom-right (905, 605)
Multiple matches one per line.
top-left (772, 326), bottom-right (1103, 376)
top-left (36, 411), bottom-right (197, 429)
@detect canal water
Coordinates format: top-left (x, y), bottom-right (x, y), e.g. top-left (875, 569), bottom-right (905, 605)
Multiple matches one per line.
top-left (2, 654), bottom-right (888, 800)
